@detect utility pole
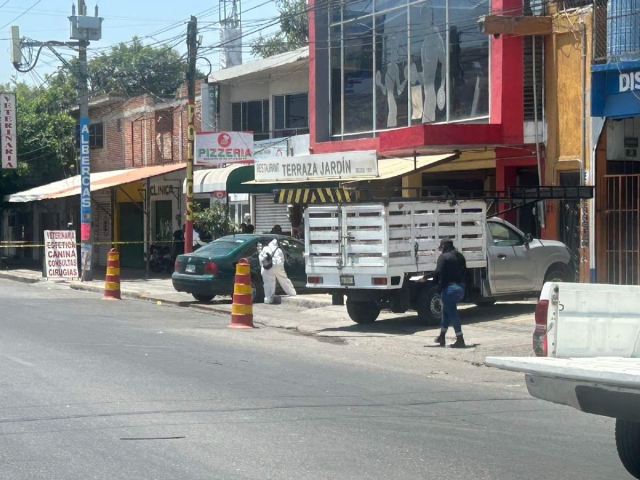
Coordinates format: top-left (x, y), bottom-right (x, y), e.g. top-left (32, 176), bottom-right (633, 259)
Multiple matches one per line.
top-left (10, 1), bottom-right (102, 280)
top-left (184, 15), bottom-right (198, 254)
top-left (77, 0), bottom-right (92, 281)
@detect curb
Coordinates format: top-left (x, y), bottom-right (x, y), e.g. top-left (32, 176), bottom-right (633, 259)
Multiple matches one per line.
top-left (68, 283), bottom-right (193, 307)
top-left (279, 296), bottom-right (333, 310)
top-left (0, 272), bottom-right (43, 284)
top-left (2, 271), bottom-right (334, 315)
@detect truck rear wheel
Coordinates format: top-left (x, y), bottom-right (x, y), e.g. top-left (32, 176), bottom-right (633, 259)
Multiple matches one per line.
top-left (346, 300), bottom-right (380, 324)
top-left (616, 419), bottom-right (640, 479)
top-left (417, 285), bottom-right (441, 326)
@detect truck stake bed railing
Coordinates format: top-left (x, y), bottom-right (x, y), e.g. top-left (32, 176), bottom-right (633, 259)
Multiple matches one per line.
top-left (273, 185), bottom-right (594, 209)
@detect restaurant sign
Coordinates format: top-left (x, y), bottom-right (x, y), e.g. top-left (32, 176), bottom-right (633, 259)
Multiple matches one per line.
top-left (254, 151), bottom-right (378, 182)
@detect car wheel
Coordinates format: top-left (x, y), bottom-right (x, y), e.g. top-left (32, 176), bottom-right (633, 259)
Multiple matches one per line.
top-left (192, 294), bottom-right (215, 303)
top-left (346, 300), bottom-right (381, 324)
top-left (416, 285), bottom-right (441, 326)
top-left (544, 268), bottom-right (570, 284)
top-left (616, 419), bottom-right (640, 479)
top-left (251, 275), bottom-right (265, 304)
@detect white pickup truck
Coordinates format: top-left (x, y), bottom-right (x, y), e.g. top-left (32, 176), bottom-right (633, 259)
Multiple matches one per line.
top-left (487, 282), bottom-right (640, 479)
top-left (304, 200), bottom-right (574, 324)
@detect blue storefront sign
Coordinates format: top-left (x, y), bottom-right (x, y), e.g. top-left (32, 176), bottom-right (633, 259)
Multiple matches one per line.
top-left (79, 117), bottom-right (91, 237)
top-left (592, 61), bottom-right (640, 118)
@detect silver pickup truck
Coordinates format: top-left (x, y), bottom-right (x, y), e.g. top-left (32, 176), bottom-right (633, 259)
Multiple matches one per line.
top-left (304, 200), bottom-right (575, 325)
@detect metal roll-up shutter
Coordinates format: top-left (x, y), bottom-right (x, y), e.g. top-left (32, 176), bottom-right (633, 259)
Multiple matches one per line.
top-left (254, 194), bottom-right (290, 234)
top-left (523, 35), bottom-right (544, 122)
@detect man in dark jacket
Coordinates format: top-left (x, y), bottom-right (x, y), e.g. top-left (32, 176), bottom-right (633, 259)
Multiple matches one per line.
top-left (432, 239), bottom-right (467, 348)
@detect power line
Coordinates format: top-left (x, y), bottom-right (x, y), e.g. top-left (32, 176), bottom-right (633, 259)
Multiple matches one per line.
top-left (0, 0), bottom-right (42, 31)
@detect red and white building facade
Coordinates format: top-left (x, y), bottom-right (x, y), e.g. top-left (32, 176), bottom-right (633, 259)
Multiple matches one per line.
top-left (306, 0), bottom-right (543, 235)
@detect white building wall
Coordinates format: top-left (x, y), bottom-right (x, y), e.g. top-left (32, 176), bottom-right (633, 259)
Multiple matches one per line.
top-left (607, 116), bottom-right (640, 160)
top-left (217, 66), bottom-right (309, 136)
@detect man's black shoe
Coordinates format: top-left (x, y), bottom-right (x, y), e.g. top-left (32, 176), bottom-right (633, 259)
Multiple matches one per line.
top-left (434, 332), bottom-right (446, 347)
top-left (450, 335), bottom-right (466, 348)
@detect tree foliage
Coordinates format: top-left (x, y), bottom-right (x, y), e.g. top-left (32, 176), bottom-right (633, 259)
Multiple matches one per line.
top-left (0, 78), bottom-right (77, 199)
top-left (1, 38), bottom-right (194, 199)
top-left (192, 202), bottom-right (238, 240)
top-left (87, 37), bottom-right (194, 97)
top-left (251, 0), bottom-right (308, 58)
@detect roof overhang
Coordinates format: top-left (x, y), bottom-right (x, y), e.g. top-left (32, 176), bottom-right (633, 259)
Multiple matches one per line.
top-left (5, 163), bottom-right (186, 203)
top-left (208, 47), bottom-right (308, 84)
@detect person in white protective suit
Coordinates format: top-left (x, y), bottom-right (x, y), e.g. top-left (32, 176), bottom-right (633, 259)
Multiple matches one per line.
top-left (259, 238), bottom-right (297, 304)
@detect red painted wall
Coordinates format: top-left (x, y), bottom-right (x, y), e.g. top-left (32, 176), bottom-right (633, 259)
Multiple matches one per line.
top-left (490, 0), bottom-right (524, 144)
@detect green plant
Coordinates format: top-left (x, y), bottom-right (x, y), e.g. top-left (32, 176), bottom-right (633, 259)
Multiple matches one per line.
top-left (192, 201), bottom-right (237, 240)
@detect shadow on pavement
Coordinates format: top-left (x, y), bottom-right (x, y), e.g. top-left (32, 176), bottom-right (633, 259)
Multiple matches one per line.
top-left (318, 302), bottom-right (535, 336)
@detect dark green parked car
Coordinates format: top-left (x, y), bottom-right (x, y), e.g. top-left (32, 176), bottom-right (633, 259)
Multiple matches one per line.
top-left (172, 234), bottom-right (307, 303)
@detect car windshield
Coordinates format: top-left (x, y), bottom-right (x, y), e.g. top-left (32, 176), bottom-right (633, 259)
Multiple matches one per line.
top-left (195, 237), bottom-right (249, 256)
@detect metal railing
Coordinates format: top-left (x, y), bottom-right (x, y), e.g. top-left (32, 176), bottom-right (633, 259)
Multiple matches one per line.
top-left (593, 0), bottom-right (640, 64)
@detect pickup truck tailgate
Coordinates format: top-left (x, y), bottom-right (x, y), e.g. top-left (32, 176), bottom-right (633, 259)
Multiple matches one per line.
top-left (487, 356), bottom-right (640, 388)
top-left (487, 356), bottom-right (640, 420)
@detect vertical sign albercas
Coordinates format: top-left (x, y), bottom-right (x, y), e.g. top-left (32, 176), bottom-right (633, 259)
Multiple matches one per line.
top-left (1, 93), bottom-right (17, 169)
top-left (79, 117), bottom-right (92, 269)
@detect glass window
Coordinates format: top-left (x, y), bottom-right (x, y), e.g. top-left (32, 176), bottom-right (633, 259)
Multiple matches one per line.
top-left (196, 237), bottom-right (249, 256)
top-left (342, 0), bottom-right (373, 22)
top-left (273, 93), bottom-right (309, 136)
top-left (448, 0), bottom-right (490, 121)
top-left (327, 0), bottom-right (489, 135)
top-left (89, 123), bottom-right (104, 149)
top-left (375, 7), bottom-right (408, 130)
top-left (330, 24), bottom-right (342, 136)
top-left (343, 17), bottom-right (374, 134)
top-left (230, 100), bottom-right (270, 140)
top-left (488, 222), bottom-right (524, 247)
top-left (409, 0), bottom-right (446, 125)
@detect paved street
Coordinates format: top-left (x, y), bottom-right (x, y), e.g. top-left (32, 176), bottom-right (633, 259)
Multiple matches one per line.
top-left (0, 279), bottom-right (632, 479)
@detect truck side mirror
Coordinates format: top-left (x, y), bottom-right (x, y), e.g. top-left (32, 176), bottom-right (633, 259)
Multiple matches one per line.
top-left (524, 233), bottom-right (533, 244)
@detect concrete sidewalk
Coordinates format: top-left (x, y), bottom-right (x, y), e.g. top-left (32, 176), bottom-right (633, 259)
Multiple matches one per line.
top-left (0, 268), bottom-right (535, 365)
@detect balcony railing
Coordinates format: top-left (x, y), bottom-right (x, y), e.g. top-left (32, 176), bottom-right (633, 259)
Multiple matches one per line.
top-left (594, 0), bottom-right (640, 64)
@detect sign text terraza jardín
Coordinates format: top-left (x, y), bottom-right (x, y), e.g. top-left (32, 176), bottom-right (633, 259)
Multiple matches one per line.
top-left (254, 151), bottom-right (378, 182)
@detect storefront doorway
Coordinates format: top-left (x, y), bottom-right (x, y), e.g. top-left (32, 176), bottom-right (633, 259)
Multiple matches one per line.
top-left (119, 202), bottom-right (144, 268)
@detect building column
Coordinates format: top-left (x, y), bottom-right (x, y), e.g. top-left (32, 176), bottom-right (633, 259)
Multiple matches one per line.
top-left (490, 0), bottom-right (524, 144)
top-left (495, 160), bottom-right (518, 224)
top-left (402, 172), bottom-right (422, 198)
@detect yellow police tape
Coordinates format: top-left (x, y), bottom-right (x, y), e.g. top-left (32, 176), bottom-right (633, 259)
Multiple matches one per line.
top-left (0, 240), bottom-right (175, 248)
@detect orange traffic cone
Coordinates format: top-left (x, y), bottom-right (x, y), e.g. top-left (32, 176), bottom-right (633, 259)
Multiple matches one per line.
top-left (229, 257), bottom-right (255, 328)
top-left (103, 248), bottom-right (121, 300)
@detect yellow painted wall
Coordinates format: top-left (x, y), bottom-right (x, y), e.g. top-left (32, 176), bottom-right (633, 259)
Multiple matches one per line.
top-left (544, 7), bottom-right (593, 281)
top-left (544, 7), bottom-right (593, 185)
top-left (401, 150), bottom-right (497, 196)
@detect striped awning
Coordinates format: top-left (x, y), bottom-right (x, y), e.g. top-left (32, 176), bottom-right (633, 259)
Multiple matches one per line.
top-left (274, 187), bottom-right (358, 204)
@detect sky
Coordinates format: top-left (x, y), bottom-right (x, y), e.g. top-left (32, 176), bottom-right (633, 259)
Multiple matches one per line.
top-left (0, 0), bottom-right (280, 85)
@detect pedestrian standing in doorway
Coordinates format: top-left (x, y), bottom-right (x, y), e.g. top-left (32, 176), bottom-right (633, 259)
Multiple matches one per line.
top-left (259, 238), bottom-right (296, 304)
top-left (430, 239), bottom-right (467, 348)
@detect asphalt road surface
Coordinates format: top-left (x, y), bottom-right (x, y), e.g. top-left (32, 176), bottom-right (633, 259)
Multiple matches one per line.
top-left (0, 279), bottom-right (632, 480)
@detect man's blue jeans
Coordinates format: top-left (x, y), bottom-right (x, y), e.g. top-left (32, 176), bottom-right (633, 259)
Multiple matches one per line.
top-left (441, 283), bottom-right (465, 334)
